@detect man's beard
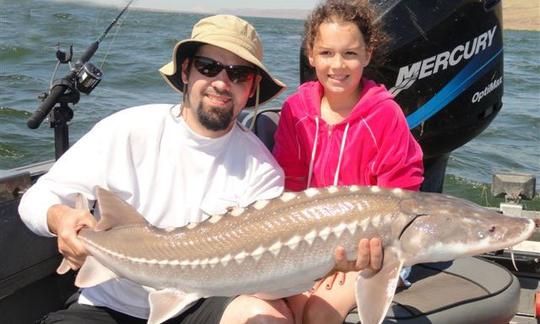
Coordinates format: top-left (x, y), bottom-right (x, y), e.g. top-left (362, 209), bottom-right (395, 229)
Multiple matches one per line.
top-left (197, 103), bottom-right (234, 131)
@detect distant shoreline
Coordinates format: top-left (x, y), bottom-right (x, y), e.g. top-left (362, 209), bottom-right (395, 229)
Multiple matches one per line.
top-left (124, 2), bottom-right (540, 31)
top-left (502, 0), bottom-right (539, 31)
top-left (240, 2), bottom-right (540, 32)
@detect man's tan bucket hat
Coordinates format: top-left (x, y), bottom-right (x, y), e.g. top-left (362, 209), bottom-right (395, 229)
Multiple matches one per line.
top-left (159, 15), bottom-right (286, 108)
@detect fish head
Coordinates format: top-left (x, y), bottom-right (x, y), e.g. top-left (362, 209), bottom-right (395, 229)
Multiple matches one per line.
top-left (397, 192), bottom-right (535, 265)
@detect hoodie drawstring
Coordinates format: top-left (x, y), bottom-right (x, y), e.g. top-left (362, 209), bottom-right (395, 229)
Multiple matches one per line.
top-left (306, 116), bottom-right (319, 188)
top-left (307, 119), bottom-right (349, 188)
top-left (333, 122), bottom-right (350, 186)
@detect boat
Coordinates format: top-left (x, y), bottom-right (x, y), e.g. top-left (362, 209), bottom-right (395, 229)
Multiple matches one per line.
top-left (0, 0), bottom-right (538, 323)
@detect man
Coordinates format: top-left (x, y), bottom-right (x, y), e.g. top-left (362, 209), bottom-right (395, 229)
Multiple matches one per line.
top-left (19, 15), bottom-right (382, 324)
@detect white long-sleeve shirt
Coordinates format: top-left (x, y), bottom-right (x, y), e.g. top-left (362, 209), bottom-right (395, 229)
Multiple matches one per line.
top-left (18, 103), bottom-right (284, 318)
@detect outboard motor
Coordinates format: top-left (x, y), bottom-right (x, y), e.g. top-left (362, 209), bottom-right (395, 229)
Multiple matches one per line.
top-left (300, 0), bottom-right (504, 193)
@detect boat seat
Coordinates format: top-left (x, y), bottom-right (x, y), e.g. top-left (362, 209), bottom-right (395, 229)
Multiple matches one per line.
top-left (344, 257), bottom-right (520, 324)
top-left (238, 109), bottom-right (280, 152)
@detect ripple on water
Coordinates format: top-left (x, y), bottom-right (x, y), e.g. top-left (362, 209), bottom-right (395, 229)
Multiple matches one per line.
top-left (0, 74), bottom-right (33, 83)
top-left (0, 45), bottom-right (33, 60)
top-left (0, 107), bottom-right (32, 119)
top-left (53, 12), bottom-right (73, 20)
top-left (0, 143), bottom-right (24, 160)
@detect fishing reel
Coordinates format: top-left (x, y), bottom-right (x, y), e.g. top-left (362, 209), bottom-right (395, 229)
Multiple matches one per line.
top-left (76, 61), bottom-right (102, 94)
top-left (54, 43), bottom-right (103, 95)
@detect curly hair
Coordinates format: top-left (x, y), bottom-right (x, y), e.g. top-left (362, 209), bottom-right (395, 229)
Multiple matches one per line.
top-left (304, 0), bottom-right (386, 54)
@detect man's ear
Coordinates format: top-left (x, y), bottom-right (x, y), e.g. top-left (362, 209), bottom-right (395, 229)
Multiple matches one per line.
top-left (249, 75), bottom-right (262, 98)
top-left (181, 58), bottom-right (190, 84)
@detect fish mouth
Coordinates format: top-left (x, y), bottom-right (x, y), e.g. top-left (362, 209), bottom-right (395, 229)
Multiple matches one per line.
top-left (501, 217), bottom-right (536, 246)
top-left (474, 217), bottom-right (536, 255)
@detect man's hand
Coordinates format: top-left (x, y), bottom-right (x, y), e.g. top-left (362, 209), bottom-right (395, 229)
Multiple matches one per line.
top-left (47, 204), bottom-right (97, 271)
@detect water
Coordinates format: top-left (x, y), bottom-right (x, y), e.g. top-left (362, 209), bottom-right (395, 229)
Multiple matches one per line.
top-left (1, 0), bottom-right (539, 208)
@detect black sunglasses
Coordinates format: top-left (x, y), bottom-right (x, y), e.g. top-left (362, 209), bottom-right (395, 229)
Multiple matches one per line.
top-left (192, 56), bottom-right (258, 84)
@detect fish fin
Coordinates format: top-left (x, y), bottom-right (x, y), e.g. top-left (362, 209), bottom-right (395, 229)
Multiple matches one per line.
top-left (75, 256), bottom-right (119, 288)
top-left (356, 247), bottom-right (404, 324)
top-left (94, 187), bottom-right (147, 231)
top-left (56, 258), bottom-right (71, 274)
top-left (148, 289), bottom-right (200, 324)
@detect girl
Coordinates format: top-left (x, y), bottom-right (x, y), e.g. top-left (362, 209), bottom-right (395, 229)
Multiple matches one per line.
top-left (273, 1), bottom-right (424, 323)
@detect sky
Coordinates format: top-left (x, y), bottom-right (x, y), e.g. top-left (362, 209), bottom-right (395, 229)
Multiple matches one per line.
top-left (57, 0), bottom-right (320, 12)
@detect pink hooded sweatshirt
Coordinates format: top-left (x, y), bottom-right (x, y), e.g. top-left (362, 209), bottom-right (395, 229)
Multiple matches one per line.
top-left (273, 79), bottom-right (424, 192)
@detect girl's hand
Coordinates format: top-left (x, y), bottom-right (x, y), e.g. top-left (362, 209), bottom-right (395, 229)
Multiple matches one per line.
top-left (333, 237), bottom-right (383, 273)
top-left (313, 271), bottom-right (347, 292)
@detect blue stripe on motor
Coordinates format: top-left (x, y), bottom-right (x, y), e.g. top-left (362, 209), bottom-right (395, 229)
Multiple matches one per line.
top-left (406, 48), bottom-right (503, 129)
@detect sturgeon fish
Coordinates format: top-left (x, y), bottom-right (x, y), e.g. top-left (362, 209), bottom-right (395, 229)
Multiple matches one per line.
top-left (59, 186), bottom-right (535, 324)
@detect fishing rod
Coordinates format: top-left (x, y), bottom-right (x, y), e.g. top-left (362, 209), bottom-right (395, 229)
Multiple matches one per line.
top-left (27, 0), bottom-right (134, 159)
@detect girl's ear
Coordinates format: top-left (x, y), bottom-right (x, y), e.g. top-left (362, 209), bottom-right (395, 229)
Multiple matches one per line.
top-left (307, 48), bottom-right (315, 67)
top-left (364, 48), bottom-right (373, 67)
